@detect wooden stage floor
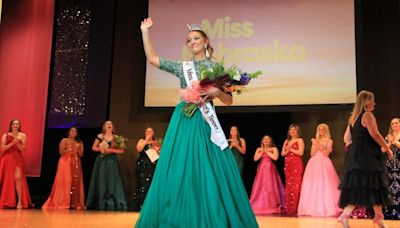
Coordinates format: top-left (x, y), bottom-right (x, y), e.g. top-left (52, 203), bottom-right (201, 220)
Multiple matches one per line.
top-left (1, 209), bottom-right (399, 228)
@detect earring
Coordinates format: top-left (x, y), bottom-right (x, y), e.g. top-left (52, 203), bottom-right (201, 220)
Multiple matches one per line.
top-left (205, 44), bottom-right (210, 58)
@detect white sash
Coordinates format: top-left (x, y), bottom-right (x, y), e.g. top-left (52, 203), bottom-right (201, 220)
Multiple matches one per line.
top-left (182, 61), bottom-right (229, 150)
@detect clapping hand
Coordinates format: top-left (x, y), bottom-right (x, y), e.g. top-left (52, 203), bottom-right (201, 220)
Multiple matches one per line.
top-left (145, 134), bottom-right (153, 143)
top-left (12, 137), bottom-right (21, 145)
top-left (264, 148), bottom-right (273, 154)
top-left (230, 139), bottom-right (239, 148)
top-left (285, 143), bottom-right (292, 152)
top-left (386, 134), bottom-right (394, 143)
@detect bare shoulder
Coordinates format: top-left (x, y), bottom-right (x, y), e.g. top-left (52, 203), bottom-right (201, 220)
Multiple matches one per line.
top-left (362, 111), bottom-right (376, 123)
top-left (19, 132), bottom-right (27, 138)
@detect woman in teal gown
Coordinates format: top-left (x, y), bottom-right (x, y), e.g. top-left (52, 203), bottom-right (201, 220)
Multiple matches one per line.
top-left (135, 18), bottom-right (258, 227)
top-left (86, 120), bottom-right (128, 210)
top-left (228, 126), bottom-right (246, 176)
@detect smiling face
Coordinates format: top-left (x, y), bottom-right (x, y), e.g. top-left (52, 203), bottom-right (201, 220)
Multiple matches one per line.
top-left (68, 127), bottom-right (78, 139)
top-left (289, 127), bottom-right (298, 138)
top-left (262, 136), bottom-right (271, 147)
top-left (391, 118), bottom-right (400, 132)
top-left (10, 120), bottom-right (21, 132)
top-left (186, 31), bottom-right (208, 56)
top-left (230, 126), bottom-right (238, 138)
top-left (317, 125), bottom-right (327, 137)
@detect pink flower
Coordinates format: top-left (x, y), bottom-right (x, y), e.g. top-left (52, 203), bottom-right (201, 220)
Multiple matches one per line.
top-left (180, 81), bottom-right (201, 103)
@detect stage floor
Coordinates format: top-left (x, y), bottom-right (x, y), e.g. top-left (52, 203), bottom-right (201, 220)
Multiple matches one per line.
top-left (1, 209), bottom-right (399, 228)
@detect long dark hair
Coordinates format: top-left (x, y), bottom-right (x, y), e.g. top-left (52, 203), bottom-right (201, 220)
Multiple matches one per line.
top-left (261, 135), bottom-right (276, 148)
top-left (68, 127), bottom-right (81, 142)
top-left (8, 119), bottom-right (22, 132)
top-left (143, 127), bottom-right (155, 140)
top-left (229, 126), bottom-right (242, 146)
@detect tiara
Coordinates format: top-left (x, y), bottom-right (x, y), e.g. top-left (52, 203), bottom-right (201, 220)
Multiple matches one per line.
top-left (187, 23), bottom-right (203, 31)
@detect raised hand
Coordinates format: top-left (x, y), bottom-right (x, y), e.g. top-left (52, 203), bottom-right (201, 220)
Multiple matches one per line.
top-left (140, 18), bottom-right (153, 32)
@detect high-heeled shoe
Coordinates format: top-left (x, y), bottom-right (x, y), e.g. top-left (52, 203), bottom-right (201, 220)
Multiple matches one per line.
top-left (337, 213), bottom-right (350, 228)
top-left (373, 214), bottom-right (387, 228)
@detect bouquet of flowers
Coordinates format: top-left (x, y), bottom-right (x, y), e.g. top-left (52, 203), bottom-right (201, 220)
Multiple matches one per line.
top-left (146, 138), bottom-right (162, 163)
top-left (181, 62), bottom-right (262, 118)
top-left (150, 138), bottom-right (163, 153)
top-left (114, 135), bottom-right (128, 149)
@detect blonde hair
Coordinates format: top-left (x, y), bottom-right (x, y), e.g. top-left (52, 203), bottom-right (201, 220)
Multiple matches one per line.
top-left (387, 118), bottom-right (400, 136)
top-left (102, 120), bottom-right (115, 134)
top-left (348, 90), bottom-right (374, 125)
top-left (315, 123), bottom-right (331, 140)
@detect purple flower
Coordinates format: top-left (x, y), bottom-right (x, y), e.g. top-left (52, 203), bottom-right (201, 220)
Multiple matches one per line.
top-left (240, 73), bottom-right (251, 85)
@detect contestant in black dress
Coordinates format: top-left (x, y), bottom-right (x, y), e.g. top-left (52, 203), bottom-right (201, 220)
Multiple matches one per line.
top-left (383, 118), bottom-right (400, 219)
top-left (132, 127), bottom-right (160, 211)
top-left (338, 90), bottom-right (393, 228)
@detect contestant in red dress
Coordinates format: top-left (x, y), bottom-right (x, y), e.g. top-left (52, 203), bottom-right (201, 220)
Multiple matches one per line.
top-left (42, 127), bottom-right (85, 209)
top-left (281, 124), bottom-right (305, 216)
top-left (0, 119), bottom-right (32, 208)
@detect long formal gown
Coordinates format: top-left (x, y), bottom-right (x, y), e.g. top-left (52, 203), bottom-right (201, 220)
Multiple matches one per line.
top-left (384, 139), bottom-right (400, 219)
top-left (86, 139), bottom-right (127, 210)
top-left (339, 112), bottom-right (391, 208)
top-left (0, 134), bottom-right (32, 208)
top-left (42, 140), bottom-right (85, 209)
top-left (283, 141), bottom-right (304, 216)
top-left (135, 58), bottom-right (258, 227)
top-left (132, 143), bottom-right (157, 211)
top-left (297, 150), bottom-right (342, 216)
top-left (250, 152), bottom-right (285, 215)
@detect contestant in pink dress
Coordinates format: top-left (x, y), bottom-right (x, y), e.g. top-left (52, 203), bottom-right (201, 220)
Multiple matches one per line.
top-left (250, 135), bottom-right (285, 215)
top-left (298, 123), bottom-right (342, 217)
